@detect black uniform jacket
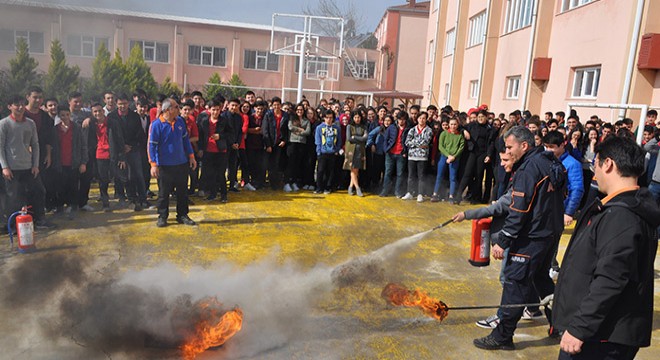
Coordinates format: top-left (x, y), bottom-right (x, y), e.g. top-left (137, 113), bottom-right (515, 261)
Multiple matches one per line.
top-left (553, 188), bottom-right (660, 347)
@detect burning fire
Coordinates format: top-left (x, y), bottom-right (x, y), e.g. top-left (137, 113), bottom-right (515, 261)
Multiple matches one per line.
top-left (180, 297), bottom-right (244, 360)
top-left (381, 283), bottom-right (448, 321)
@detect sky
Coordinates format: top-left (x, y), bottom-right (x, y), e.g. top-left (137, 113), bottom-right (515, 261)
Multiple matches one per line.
top-left (34, 0), bottom-right (407, 33)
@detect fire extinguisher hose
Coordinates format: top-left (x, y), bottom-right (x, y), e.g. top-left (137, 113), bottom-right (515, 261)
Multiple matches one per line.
top-left (7, 210), bottom-right (22, 250)
top-left (431, 219), bottom-right (454, 231)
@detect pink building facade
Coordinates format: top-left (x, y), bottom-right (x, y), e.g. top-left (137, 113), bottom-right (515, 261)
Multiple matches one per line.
top-left (0, 0), bottom-right (381, 103)
top-left (424, 0), bottom-right (660, 123)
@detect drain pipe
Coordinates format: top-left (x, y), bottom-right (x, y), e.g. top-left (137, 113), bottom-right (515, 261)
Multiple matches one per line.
top-left (476, 0), bottom-right (492, 107)
top-left (447, 0), bottom-right (461, 106)
top-left (618, 0), bottom-right (645, 120)
top-left (520, 0), bottom-right (539, 112)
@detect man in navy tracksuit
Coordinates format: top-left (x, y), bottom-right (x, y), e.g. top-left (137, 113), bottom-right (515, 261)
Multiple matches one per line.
top-left (148, 99), bottom-right (197, 227)
top-left (474, 126), bottom-right (565, 350)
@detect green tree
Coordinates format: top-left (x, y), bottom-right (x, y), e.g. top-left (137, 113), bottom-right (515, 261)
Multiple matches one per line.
top-left (222, 73), bottom-right (247, 100)
top-left (159, 76), bottom-right (182, 98)
top-left (85, 42), bottom-right (114, 100)
top-left (204, 73), bottom-right (224, 100)
top-left (125, 43), bottom-right (157, 97)
top-left (7, 38), bottom-right (40, 96)
top-left (109, 48), bottom-right (129, 95)
top-left (44, 39), bottom-right (80, 102)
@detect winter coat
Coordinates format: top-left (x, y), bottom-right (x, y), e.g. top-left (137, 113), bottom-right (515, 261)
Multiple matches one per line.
top-left (560, 151), bottom-right (584, 217)
top-left (404, 125), bottom-right (433, 161)
top-left (553, 188), bottom-right (660, 347)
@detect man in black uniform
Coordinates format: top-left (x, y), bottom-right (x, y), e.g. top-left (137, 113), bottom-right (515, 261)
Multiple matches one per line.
top-left (474, 126), bottom-right (565, 350)
top-left (553, 136), bottom-right (659, 359)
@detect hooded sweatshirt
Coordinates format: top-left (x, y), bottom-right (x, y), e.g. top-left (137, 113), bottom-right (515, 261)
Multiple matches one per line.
top-left (553, 188), bottom-right (660, 347)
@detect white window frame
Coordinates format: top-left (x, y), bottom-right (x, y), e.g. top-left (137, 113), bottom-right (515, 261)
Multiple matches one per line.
top-left (468, 11), bottom-right (487, 48)
top-left (572, 66), bottom-right (600, 99)
top-left (506, 76), bottom-right (521, 99)
top-left (66, 35), bottom-right (109, 57)
top-left (434, 0), bottom-right (440, 13)
top-left (244, 49), bottom-right (279, 72)
top-left (503, 0), bottom-right (535, 34)
top-left (469, 80), bottom-right (479, 99)
top-left (428, 39), bottom-right (435, 63)
top-left (445, 28), bottom-right (456, 56)
top-left (188, 44), bottom-right (227, 67)
top-left (444, 83), bottom-right (449, 101)
top-left (561, 0), bottom-right (594, 12)
top-left (0, 29), bottom-right (44, 53)
top-left (129, 40), bottom-right (169, 63)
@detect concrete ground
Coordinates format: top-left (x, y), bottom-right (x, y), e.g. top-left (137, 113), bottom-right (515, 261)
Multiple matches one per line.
top-left (0, 187), bottom-right (659, 360)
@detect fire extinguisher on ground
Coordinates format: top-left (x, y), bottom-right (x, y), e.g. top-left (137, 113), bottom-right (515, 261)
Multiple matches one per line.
top-left (469, 218), bottom-right (491, 267)
top-left (8, 206), bottom-right (36, 253)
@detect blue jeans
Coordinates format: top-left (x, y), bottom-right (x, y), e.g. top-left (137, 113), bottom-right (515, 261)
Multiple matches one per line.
top-left (433, 155), bottom-right (459, 196)
top-left (383, 153), bottom-right (406, 196)
top-left (649, 181), bottom-right (660, 205)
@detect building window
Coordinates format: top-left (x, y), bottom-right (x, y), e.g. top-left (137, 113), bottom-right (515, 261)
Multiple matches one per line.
top-left (188, 45), bottom-right (226, 67)
top-left (469, 80), bottom-right (479, 99)
top-left (428, 40), bottom-right (435, 63)
top-left (445, 28), bottom-right (456, 56)
top-left (295, 56), bottom-right (329, 75)
top-left (572, 66), bottom-right (600, 98)
top-left (503, 0), bottom-right (535, 34)
top-left (444, 83), bottom-right (449, 101)
top-left (66, 35), bottom-right (109, 57)
top-left (468, 11), bottom-right (487, 48)
top-left (0, 29), bottom-right (44, 53)
top-left (343, 60), bottom-right (376, 79)
top-left (129, 40), bottom-right (169, 63)
top-left (561, 0), bottom-right (594, 12)
top-left (244, 49), bottom-right (279, 71)
top-left (506, 76), bottom-right (521, 99)
top-left (434, 0), bottom-right (440, 12)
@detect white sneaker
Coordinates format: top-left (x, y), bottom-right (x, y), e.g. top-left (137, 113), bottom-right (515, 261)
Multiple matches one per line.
top-left (475, 315), bottom-right (500, 329)
top-left (521, 308), bottom-right (544, 320)
top-left (417, 194), bottom-right (424, 203)
top-left (283, 183), bottom-right (293, 192)
top-left (244, 183), bottom-right (257, 191)
top-left (401, 193), bottom-right (413, 200)
top-left (292, 183), bottom-right (300, 192)
top-left (549, 268), bottom-right (559, 281)
top-left (80, 204), bottom-right (94, 212)
top-left (197, 190), bottom-right (207, 197)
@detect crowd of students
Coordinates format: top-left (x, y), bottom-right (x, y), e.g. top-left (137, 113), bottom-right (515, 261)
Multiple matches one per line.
top-left (2, 86), bottom-right (659, 229)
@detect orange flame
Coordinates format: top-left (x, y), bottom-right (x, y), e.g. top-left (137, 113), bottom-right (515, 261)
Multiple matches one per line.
top-left (381, 283), bottom-right (448, 321)
top-left (180, 298), bottom-right (243, 360)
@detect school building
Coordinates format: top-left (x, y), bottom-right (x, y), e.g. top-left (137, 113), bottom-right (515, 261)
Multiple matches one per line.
top-left (0, 0), bottom-right (381, 103)
top-left (423, 0), bottom-right (660, 121)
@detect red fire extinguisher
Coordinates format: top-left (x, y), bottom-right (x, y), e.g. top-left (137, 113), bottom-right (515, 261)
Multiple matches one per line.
top-left (468, 218), bottom-right (491, 267)
top-left (8, 206), bottom-right (36, 253)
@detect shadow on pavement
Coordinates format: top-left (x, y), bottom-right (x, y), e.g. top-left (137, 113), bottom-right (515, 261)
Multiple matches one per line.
top-left (198, 216), bottom-right (311, 226)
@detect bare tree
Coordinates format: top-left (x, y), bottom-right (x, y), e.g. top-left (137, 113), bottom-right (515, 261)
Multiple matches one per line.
top-left (302, 0), bottom-right (365, 38)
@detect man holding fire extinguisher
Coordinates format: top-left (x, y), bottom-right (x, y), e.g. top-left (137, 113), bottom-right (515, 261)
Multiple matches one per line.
top-left (473, 126), bottom-right (565, 351)
top-left (0, 95), bottom-right (54, 230)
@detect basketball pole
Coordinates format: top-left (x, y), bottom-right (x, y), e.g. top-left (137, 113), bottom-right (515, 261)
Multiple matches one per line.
top-left (296, 17), bottom-right (309, 104)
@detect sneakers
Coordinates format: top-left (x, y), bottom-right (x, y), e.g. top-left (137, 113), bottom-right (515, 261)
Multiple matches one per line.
top-left (476, 315), bottom-right (500, 329)
top-left (473, 334), bottom-right (515, 351)
top-left (197, 190), bottom-right (207, 197)
top-left (549, 268), bottom-right (559, 281)
top-left (80, 204), bottom-right (95, 212)
top-left (401, 193), bottom-right (414, 200)
top-left (103, 205), bottom-right (112, 213)
top-left (356, 187), bottom-right (364, 197)
top-left (323, 190), bottom-right (331, 195)
top-left (156, 217), bottom-right (167, 227)
top-left (292, 183), bottom-right (300, 192)
top-left (313, 189), bottom-right (322, 194)
top-left (449, 196), bottom-right (457, 205)
top-left (521, 308), bottom-right (544, 320)
top-left (430, 194), bottom-right (440, 202)
top-left (134, 202), bottom-right (143, 212)
top-left (220, 195), bottom-right (228, 204)
top-left (244, 183), bottom-right (257, 191)
top-left (417, 194), bottom-right (424, 203)
top-left (348, 186), bottom-right (355, 196)
top-left (176, 215), bottom-right (197, 226)
top-left (283, 183), bottom-right (293, 192)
